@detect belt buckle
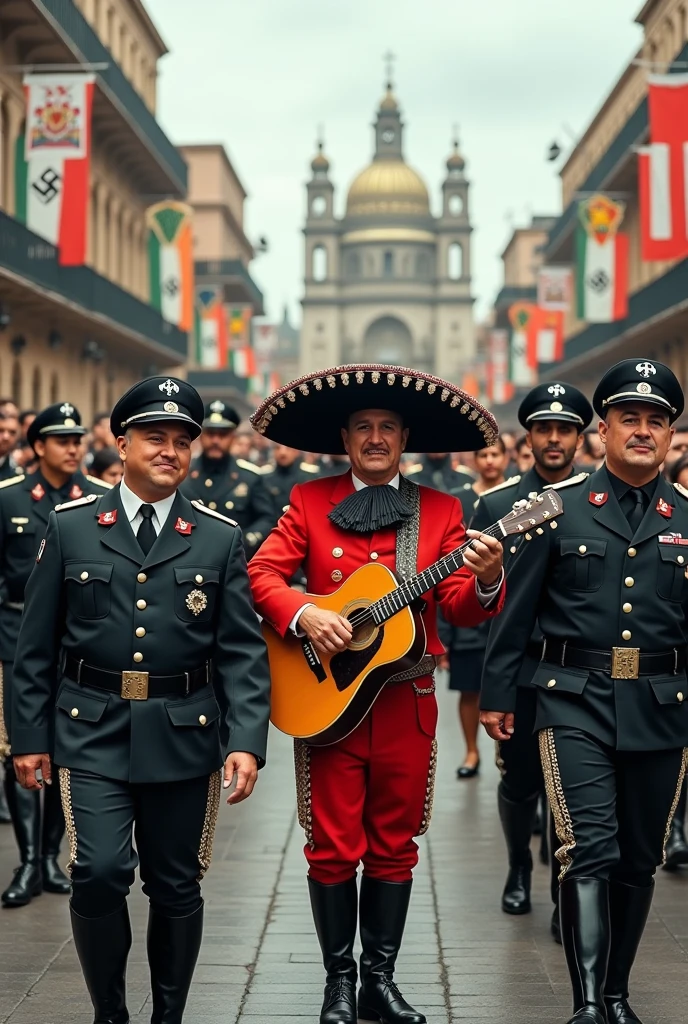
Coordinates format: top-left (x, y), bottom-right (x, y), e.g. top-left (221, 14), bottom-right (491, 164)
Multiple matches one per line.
top-left (611, 647), bottom-right (640, 680)
top-left (121, 671), bottom-right (149, 700)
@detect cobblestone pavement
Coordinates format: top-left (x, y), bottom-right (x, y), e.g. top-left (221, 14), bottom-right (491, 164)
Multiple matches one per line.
top-left (1, 683), bottom-right (688, 1023)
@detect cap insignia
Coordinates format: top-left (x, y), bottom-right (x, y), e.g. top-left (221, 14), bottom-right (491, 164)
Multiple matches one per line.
top-left (159, 379), bottom-right (180, 397)
top-left (60, 403), bottom-right (75, 417)
top-left (550, 402), bottom-right (564, 413)
top-left (98, 510), bottom-right (117, 526)
top-left (210, 412), bottom-right (223, 423)
top-left (63, 418), bottom-right (76, 428)
top-left (548, 384), bottom-right (566, 397)
top-left (636, 382), bottom-right (652, 395)
top-left (636, 362), bottom-right (656, 378)
top-left (164, 401), bottom-right (179, 413)
top-left (210, 401), bottom-right (225, 412)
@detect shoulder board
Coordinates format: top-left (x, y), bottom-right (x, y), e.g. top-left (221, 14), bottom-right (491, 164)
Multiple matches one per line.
top-left (480, 475), bottom-right (521, 497)
top-left (546, 472), bottom-right (590, 491)
top-left (236, 458), bottom-right (262, 475)
top-left (404, 464), bottom-right (422, 476)
top-left (299, 462), bottom-right (320, 474)
top-left (454, 466), bottom-right (476, 479)
top-left (0, 474), bottom-right (25, 490)
top-left (673, 482), bottom-right (688, 500)
top-left (55, 494), bottom-right (99, 512)
top-left (260, 464), bottom-right (275, 475)
top-left (86, 474), bottom-right (113, 490)
top-left (191, 500), bottom-right (238, 526)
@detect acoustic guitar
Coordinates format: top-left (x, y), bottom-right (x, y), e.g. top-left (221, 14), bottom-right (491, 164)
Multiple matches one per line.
top-left (263, 489), bottom-right (564, 746)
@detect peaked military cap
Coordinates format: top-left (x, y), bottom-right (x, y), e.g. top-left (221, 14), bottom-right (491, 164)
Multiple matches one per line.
top-left (518, 382), bottom-right (593, 430)
top-left (592, 358), bottom-right (684, 423)
top-left (202, 400), bottom-right (240, 430)
top-left (111, 377), bottom-right (204, 440)
top-left (28, 402), bottom-right (86, 449)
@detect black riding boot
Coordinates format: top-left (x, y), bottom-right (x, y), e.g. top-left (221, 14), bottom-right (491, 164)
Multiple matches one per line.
top-left (358, 877), bottom-right (425, 1024)
top-left (560, 876), bottom-right (610, 1024)
top-left (41, 777), bottom-right (71, 894)
top-left (308, 876), bottom-right (358, 1024)
top-left (1, 762), bottom-right (42, 907)
top-left (604, 881), bottom-right (654, 1024)
top-left (0, 766), bottom-right (10, 824)
top-left (147, 903), bottom-right (204, 1023)
top-left (551, 814), bottom-right (562, 944)
top-left (662, 780), bottom-right (688, 870)
top-left (498, 788), bottom-right (538, 915)
top-left (71, 903), bottom-right (131, 1024)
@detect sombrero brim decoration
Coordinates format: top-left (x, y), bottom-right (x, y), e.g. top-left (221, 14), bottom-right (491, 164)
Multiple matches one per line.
top-left (250, 364), bottom-right (499, 454)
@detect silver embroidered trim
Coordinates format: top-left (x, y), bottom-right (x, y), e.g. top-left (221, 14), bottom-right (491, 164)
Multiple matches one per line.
top-left (388, 477), bottom-right (423, 685)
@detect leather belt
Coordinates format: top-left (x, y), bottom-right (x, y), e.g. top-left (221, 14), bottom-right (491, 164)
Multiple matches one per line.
top-left (64, 654), bottom-right (210, 700)
top-left (537, 639), bottom-right (686, 681)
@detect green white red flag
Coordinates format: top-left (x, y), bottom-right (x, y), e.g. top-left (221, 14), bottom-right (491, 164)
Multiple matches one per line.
top-left (147, 202), bottom-right (194, 331)
top-left (194, 288), bottom-right (227, 368)
top-left (230, 347), bottom-right (258, 378)
top-left (576, 194), bottom-right (629, 323)
top-left (19, 73), bottom-right (95, 265)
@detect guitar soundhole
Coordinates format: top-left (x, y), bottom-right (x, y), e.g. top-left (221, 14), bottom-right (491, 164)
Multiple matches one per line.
top-left (342, 600), bottom-right (378, 651)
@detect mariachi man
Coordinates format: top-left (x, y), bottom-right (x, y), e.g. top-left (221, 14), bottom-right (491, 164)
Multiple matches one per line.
top-left (0, 402), bottom-right (110, 907)
top-left (248, 364), bottom-right (505, 1024)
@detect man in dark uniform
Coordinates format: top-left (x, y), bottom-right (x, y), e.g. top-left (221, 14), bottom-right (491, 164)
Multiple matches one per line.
top-left (0, 402), bottom-right (111, 907)
top-left (473, 383), bottom-right (593, 937)
top-left (11, 378), bottom-right (271, 1023)
top-left (481, 359), bottom-right (688, 1024)
top-left (405, 451), bottom-right (475, 494)
top-left (181, 399), bottom-right (273, 556)
top-left (263, 444), bottom-right (320, 521)
top-left (0, 410), bottom-right (20, 482)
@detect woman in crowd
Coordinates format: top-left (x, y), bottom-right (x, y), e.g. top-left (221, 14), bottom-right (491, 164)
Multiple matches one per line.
top-left (89, 446), bottom-right (123, 486)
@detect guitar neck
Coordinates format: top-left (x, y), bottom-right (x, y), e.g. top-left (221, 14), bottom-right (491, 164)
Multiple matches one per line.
top-left (369, 521), bottom-right (505, 626)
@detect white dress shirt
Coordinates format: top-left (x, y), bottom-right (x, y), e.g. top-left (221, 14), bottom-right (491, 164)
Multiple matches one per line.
top-left (119, 479), bottom-right (177, 538)
top-left (289, 471), bottom-right (502, 634)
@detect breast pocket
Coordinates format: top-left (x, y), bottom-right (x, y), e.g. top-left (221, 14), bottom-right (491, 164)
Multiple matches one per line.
top-left (64, 561), bottom-right (113, 619)
top-left (657, 546), bottom-right (688, 602)
top-left (174, 567), bottom-right (220, 623)
top-left (558, 539), bottom-right (607, 592)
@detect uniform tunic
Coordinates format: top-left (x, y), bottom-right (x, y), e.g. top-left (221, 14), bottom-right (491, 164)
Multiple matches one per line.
top-left (181, 453), bottom-right (274, 555)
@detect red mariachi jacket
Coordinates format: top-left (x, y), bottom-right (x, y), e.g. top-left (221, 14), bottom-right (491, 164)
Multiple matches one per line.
top-left (247, 471), bottom-right (505, 654)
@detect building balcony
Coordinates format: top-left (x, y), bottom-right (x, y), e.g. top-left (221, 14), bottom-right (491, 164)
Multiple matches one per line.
top-left (195, 260), bottom-right (265, 315)
top-left (0, 210), bottom-right (188, 363)
top-left (3, 0), bottom-right (186, 195)
top-left (187, 369), bottom-right (255, 419)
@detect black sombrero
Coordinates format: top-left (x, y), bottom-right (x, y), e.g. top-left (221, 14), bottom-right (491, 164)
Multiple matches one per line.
top-left (250, 364), bottom-right (499, 454)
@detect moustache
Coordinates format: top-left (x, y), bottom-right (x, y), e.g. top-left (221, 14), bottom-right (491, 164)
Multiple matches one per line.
top-left (363, 447), bottom-right (389, 455)
top-left (626, 440), bottom-right (656, 450)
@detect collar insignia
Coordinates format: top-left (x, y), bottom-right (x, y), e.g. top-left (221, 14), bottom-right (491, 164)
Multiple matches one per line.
top-left (69, 484), bottom-right (83, 500)
top-left (98, 510), bottom-right (117, 526)
top-left (589, 491), bottom-right (608, 506)
top-left (175, 517), bottom-right (194, 535)
top-left (31, 483), bottom-right (45, 502)
top-left (656, 497), bottom-right (673, 519)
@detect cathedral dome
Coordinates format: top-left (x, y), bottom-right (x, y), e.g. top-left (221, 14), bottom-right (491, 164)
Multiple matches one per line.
top-left (346, 159), bottom-right (430, 218)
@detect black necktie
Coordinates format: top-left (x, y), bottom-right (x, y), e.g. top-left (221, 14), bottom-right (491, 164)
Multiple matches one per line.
top-left (626, 488), bottom-right (646, 533)
top-left (138, 504), bottom-right (157, 556)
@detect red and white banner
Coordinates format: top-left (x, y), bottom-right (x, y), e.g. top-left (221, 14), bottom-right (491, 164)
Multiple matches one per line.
top-left (639, 74), bottom-right (688, 263)
top-left (22, 73), bottom-right (95, 266)
top-left (487, 329), bottom-right (512, 404)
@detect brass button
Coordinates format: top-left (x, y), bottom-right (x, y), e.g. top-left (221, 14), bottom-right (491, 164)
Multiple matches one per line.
top-left (370, 552), bottom-right (379, 560)
top-left (624, 577), bottom-right (634, 588)
top-left (80, 571), bottom-right (89, 580)
top-left (622, 630), bottom-right (632, 641)
top-left (137, 599), bottom-right (147, 610)
top-left (678, 692), bottom-right (685, 703)
top-left (623, 603), bottom-right (632, 613)
top-left (547, 679), bottom-right (556, 688)
top-left (578, 545), bottom-right (587, 554)
top-left (199, 714), bottom-right (207, 726)
top-left (331, 569), bottom-right (343, 583)
top-left (70, 707), bottom-right (79, 718)
top-left (679, 556), bottom-right (685, 565)
top-left (136, 627), bottom-right (146, 638)
top-left (209, 502), bottom-right (217, 510)
top-left (205, 479), bottom-right (213, 488)
top-left (137, 572), bottom-right (147, 584)
top-left (628, 547), bottom-right (637, 558)
top-left (510, 546), bottom-right (517, 554)
top-left (195, 574), bottom-right (204, 584)
top-left (16, 526), bottom-right (23, 533)
top-left (332, 547), bottom-right (344, 558)
top-left (133, 652), bottom-right (143, 663)
top-left (225, 501), bottom-right (234, 510)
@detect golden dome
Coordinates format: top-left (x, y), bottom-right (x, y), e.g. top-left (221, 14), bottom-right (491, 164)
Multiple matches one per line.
top-left (380, 85), bottom-right (398, 111)
top-left (346, 159), bottom-right (430, 218)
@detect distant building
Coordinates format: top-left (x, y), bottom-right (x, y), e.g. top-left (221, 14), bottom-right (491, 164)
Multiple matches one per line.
top-left (300, 79), bottom-right (475, 380)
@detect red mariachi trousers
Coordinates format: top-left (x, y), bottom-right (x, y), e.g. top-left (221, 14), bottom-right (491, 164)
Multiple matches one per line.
top-left (299, 678), bottom-right (438, 885)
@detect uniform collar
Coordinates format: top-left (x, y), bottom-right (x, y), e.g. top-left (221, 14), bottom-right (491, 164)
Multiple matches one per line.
top-left (352, 472), bottom-right (400, 491)
top-left (606, 468), bottom-right (659, 504)
top-left (119, 478), bottom-right (176, 528)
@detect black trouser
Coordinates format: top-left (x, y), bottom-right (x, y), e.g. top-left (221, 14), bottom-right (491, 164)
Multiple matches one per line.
top-left (540, 726), bottom-right (686, 885)
top-left (59, 768), bottom-right (221, 918)
top-left (497, 687), bottom-right (542, 802)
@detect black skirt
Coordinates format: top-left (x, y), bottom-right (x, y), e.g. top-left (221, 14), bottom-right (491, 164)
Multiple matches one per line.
top-left (448, 648), bottom-right (485, 693)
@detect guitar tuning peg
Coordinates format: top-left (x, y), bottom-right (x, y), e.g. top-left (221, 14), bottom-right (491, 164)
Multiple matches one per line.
top-left (525, 532), bottom-right (532, 541)
top-left (536, 527), bottom-right (544, 535)
top-left (550, 521), bottom-right (558, 529)
top-left (536, 496), bottom-right (544, 503)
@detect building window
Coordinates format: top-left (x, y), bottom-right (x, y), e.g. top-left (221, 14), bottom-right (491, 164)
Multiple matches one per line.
top-left (311, 195), bottom-right (327, 217)
top-left (50, 371), bottom-right (59, 403)
top-left (11, 360), bottom-right (21, 405)
top-left (448, 243), bottom-right (463, 280)
top-left (346, 252), bottom-right (361, 278)
top-left (448, 193), bottom-right (464, 216)
top-left (416, 252), bottom-right (431, 279)
top-left (32, 366), bottom-right (41, 409)
top-left (312, 245), bottom-right (327, 282)
top-left (383, 251), bottom-right (394, 277)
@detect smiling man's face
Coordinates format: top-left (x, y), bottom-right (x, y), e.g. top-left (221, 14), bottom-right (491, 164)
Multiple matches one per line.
top-left (599, 403), bottom-right (673, 480)
top-left (341, 409), bottom-right (409, 486)
top-left (118, 424), bottom-right (193, 499)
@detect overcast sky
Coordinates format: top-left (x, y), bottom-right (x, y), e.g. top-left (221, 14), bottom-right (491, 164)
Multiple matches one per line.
top-left (145, 0), bottom-right (644, 325)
